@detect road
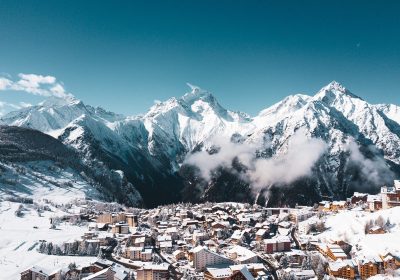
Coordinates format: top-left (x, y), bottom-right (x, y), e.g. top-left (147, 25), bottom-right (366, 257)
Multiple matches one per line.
top-left (156, 248), bottom-right (183, 280)
top-left (257, 253), bottom-right (279, 280)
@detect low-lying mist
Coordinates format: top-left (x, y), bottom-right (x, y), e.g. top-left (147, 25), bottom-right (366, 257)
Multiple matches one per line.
top-left (185, 128), bottom-right (328, 201)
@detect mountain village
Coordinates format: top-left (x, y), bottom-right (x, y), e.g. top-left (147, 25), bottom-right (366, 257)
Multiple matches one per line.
top-left (1, 0), bottom-right (399, 279)
top-left (9, 180), bottom-right (399, 280)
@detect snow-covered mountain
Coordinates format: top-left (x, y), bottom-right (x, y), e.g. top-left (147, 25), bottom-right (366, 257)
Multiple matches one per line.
top-left (1, 81), bottom-right (399, 207)
top-left (0, 126), bottom-right (143, 206)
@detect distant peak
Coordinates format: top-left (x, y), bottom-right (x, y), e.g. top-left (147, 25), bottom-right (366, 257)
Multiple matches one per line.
top-left (185, 83), bottom-right (210, 97)
top-left (325, 80), bottom-right (346, 92)
top-left (39, 95), bottom-right (81, 107)
top-left (315, 81), bottom-right (363, 101)
top-left (186, 83), bottom-right (203, 94)
top-left (182, 83), bottom-right (214, 103)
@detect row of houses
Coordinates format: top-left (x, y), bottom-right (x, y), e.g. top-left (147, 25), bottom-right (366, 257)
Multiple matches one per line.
top-left (327, 252), bottom-right (400, 279)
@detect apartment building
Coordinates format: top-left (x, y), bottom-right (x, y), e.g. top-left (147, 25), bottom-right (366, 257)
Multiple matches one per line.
top-left (136, 264), bottom-right (169, 280)
top-left (192, 246), bottom-right (233, 271)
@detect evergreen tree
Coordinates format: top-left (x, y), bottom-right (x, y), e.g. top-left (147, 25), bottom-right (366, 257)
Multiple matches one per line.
top-left (46, 242), bottom-right (54, 255)
top-left (279, 255), bottom-right (289, 268)
top-left (316, 261), bottom-right (326, 278)
top-left (301, 256), bottom-right (312, 270)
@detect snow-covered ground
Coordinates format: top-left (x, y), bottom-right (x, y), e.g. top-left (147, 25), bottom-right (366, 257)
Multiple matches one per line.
top-left (0, 200), bottom-right (96, 279)
top-left (0, 160), bottom-right (98, 204)
top-left (319, 207), bottom-right (400, 257)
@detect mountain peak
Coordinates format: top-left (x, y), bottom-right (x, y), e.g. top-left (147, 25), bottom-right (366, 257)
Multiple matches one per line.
top-left (186, 83), bottom-right (203, 95)
top-left (325, 80), bottom-right (346, 91)
top-left (39, 95), bottom-right (81, 108)
top-left (182, 83), bottom-right (213, 103)
top-left (315, 81), bottom-right (363, 102)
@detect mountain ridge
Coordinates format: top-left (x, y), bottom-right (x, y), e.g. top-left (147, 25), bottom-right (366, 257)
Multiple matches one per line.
top-left (0, 81), bottom-right (399, 207)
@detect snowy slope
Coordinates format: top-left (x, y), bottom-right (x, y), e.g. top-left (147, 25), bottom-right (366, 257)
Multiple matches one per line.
top-left (141, 84), bottom-right (253, 168)
top-left (0, 126), bottom-right (143, 207)
top-left (0, 200), bottom-right (96, 279)
top-left (319, 207), bottom-right (400, 257)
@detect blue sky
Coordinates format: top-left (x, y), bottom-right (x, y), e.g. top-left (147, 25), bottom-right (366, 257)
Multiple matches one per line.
top-left (0, 0), bottom-right (399, 116)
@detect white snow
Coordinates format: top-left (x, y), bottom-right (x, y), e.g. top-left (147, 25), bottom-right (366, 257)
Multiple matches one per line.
top-left (1, 81), bottom-right (399, 174)
top-left (0, 200), bottom-right (96, 279)
top-left (319, 207), bottom-right (400, 257)
top-left (0, 161), bottom-right (99, 204)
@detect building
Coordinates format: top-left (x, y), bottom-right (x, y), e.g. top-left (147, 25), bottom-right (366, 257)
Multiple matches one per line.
top-left (193, 230), bottom-right (209, 244)
top-left (288, 269), bottom-right (316, 280)
top-left (368, 225), bottom-right (385, 234)
top-left (229, 266), bottom-right (255, 280)
top-left (165, 227), bottom-right (178, 240)
top-left (227, 246), bottom-right (258, 264)
top-left (134, 236), bottom-right (146, 247)
top-left (20, 266), bottom-right (61, 280)
top-left (159, 240), bottom-right (173, 253)
top-left (325, 244), bottom-right (348, 261)
top-left (288, 207), bottom-right (315, 225)
top-left (380, 252), bottom-right (400, 271)
top-left (318, 201), bottom-right (331, 212)
top-left (204, 266), bottom-right (256, 280)
top-left (128, 247), bottom-right (152, 261)
top-left (358, 258), bottom-right (379, 279)
top-left (350, 192), bottom-right (368, 205)
top-left (318, 201), bottom-right (348, 211)
top-left (285, 250), bottom-right (306, 266)
top-left (192, 246), bottom-right (233, 271)
top-left (330, 201), bottom-right (348, 211)
top-left (264, 236), bottom-right (291, 254)
top-left (381, 180), bottom-right (400, 209)
top-left (81, 267), bottom-right (114, 280)
top-left (298, 216), bottom-right (319, 235)
top-left (367, 195), bottom-right (382, 211)
top-left (327, 260), bottom-right (356, 279)
top-left (230, 230), bottom-right (246, 245)
top-left (173, 249), bottom-right (186, 261)
top-left (255, 229), bottom-right (267, 241)
top-left (111, 223), bottom-right (129, 234)
top-left (136, 264), bottom-right (169, 280)
top-left (156, 235), bottom-right (172, 247)
top-left (126, 214), bottom-right (138, 227)
top-left (97, 213), bottom-right (126, 224)
top-left (204, 267), bottom-right (233, 280)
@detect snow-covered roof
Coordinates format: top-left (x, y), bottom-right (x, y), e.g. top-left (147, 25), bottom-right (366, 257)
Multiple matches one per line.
top-left (256, 229), bottom-right (267, 235)
top-left (239, 266), bottom-right (255, 280)
top-left (207, 268), bottom-right (232, 278)
top-left (191, 245), bottom-right (206, 253)
top-left (328, 260), bottom-right (355, 271)
top-left (264, 235), bottom-right (291, 244)
top-left (30, 266), bottom-right (60, 276)
top-left (228, 245), bottom-right (257, 262)
top-left (82, 268), bottom-right (110, 280)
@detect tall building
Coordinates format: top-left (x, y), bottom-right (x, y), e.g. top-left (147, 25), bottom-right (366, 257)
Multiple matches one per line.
top-left (192, 246), bottom-right (233, 271)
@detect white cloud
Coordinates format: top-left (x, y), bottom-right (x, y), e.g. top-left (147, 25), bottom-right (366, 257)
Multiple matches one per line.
top-left (0, 73), bottom-right (73, 99)
top-left (0, 77), bottom-right (12, 90)
top-left (248, 129), bottom-right (327, 189)
top-left (185, 135), bottom-right (258, 181)
top-left (185, 128), bottom-right (328, 192)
